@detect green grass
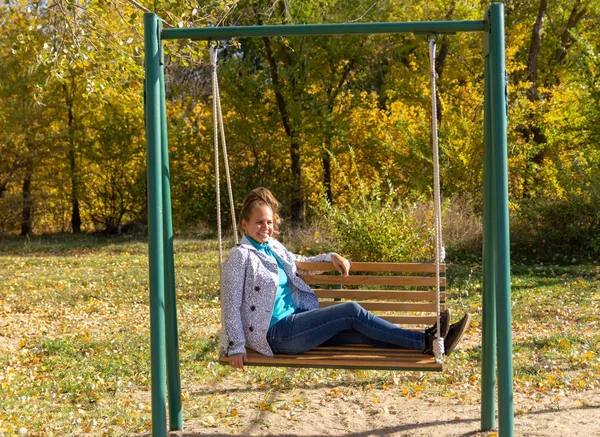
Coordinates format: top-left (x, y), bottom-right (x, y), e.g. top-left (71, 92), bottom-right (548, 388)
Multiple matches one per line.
top-left (0, 235), bottom-right (224, 435)
top-left (0, 235), bottom-right (599, 435)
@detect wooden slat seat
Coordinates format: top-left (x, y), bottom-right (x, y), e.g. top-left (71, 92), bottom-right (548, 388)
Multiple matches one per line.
top-left (219, 345), bottom-right (441, 371)
top-left (219, 261), bottom-right (446, 371)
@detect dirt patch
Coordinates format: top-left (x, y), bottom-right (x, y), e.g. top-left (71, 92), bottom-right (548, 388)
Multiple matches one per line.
top-left (159, 380), bottom-right (600, 437)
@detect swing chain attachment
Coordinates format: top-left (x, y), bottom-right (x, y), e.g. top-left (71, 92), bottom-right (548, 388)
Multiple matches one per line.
top-left (426, 32), bottom-right (438, 41)
top-left (427, 34), bottom-right (439, 82)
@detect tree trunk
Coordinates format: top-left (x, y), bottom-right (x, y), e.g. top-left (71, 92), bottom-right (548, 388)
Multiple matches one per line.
top-left (553, 0), bottom-right (587, 66)
top-left (64, 79), bottom-right (82, 233)
top-left (21, 159), bottom-right (33, 236)
top-left (289, 137), bottom-right (304, 225)
top-left (321, 58), bottom-right (356, 205)
top-left (262, 36), bottom-right (305, 226)
top-left (526, 0), bottom-right (547, 100)
top-left (69, 146), bottom-right (82, 233)
top-left (525, 0), bottom-right (549, 156)
top-left (523, 0), bottom-right (587, 160)
top-left (322, 148), bottom-right (333, 204)
top-left (519, 0), bottom-right (587, 194)
top-left (255, 2), bottom-right (309, 226)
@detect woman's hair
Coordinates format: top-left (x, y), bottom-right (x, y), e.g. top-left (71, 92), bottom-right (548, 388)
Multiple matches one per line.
top-left (239, 187), bottom-right (281, 235)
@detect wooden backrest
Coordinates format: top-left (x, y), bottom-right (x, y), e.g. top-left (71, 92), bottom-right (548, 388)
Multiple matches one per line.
top-left (295, 261), bottom-right (446, 328)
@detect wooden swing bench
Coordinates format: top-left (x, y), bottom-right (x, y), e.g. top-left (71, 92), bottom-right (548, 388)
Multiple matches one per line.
top-left (219, 261), bottom-right (446, 371)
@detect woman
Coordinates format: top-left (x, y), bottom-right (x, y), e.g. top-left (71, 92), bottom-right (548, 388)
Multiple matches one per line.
top-left (220, 187), bottom-right (470, 369)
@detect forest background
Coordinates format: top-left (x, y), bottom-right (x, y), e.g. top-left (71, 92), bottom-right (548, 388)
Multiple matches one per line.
top-left (2, 0), bottom-right (600, 260)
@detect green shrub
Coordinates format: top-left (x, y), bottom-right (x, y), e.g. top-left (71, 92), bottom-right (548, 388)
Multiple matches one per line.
top-left (316, 188), bottom-right (435, 262)
top-left (512, 196), bottom-right (600, 258)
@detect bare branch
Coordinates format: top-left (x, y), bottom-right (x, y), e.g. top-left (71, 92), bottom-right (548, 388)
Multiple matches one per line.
top-left (347, 1), bottom-right (378, 23)
top-left (55, 0), bottom-right (83, 58)
top-left (126, 0), bottom-right (174, 28)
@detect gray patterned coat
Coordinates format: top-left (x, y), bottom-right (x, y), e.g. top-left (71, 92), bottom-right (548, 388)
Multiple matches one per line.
top-left (220, 235), bottom-right (333, 357)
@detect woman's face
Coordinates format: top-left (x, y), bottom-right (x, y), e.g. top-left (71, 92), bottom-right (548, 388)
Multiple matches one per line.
top-left (241, 205), bottom-right (273, 244)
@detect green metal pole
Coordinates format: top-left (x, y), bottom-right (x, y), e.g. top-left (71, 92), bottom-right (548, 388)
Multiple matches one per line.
top-left (481, 26), bottom-right (497, 431)
top-left (144, 12), bottom-right (167, 437)
top-left (158, 25), bottom-right (183, 431)
top-left (161, 20), bottom-right (485, 41)
top-left (488, 4), bottom-right (514, 437)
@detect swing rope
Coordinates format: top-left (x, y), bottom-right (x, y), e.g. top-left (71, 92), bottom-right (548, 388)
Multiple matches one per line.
top-left (210, 43), bottom-right (238, 269)
top-left (428, 36), bottom-right (446, 363)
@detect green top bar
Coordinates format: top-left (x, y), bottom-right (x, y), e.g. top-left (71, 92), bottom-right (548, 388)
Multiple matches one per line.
top-left (161, 20), bottom-right (486, 41)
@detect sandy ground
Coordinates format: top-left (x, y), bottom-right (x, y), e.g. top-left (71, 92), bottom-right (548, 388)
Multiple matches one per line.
top-left (162, 379), bottom-right (600, 437)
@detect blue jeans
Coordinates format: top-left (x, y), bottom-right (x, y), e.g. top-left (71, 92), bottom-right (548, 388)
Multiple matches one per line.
top-left (266, 302), bottom-right (425, 354)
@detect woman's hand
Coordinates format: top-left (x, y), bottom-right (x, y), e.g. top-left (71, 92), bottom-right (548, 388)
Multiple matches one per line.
top-left (228, 353), bottom-right (248, 370)
top-left (332, 253), bottom-right (351, 277)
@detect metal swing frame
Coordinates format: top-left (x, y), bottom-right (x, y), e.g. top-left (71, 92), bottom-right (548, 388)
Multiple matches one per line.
top-left (143, 3), bottom-right (513, 436)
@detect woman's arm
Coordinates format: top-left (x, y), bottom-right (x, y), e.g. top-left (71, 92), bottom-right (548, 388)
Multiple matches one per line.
top-left (269, 239), bottom-right (351, 277)
top-left (291, 248), bottom-right (351, 277)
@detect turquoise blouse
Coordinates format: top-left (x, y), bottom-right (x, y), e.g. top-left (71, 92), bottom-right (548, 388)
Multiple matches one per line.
top-left (246, 236), bottom-right (296, 327)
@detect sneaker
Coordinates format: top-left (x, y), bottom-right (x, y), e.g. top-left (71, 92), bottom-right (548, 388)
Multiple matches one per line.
top-left (444, 313), bottom-right (471, 356)
top-left (423, 309), bottom-right (450, 355)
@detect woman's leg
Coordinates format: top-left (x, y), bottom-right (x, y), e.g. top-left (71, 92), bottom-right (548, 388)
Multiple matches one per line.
top-left (321, 330), bottom-right (398, 348)
top-left (267, 302), bottom-right (425, 354)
